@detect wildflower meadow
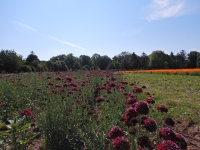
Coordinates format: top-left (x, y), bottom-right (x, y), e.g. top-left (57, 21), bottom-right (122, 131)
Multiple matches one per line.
top-left (0, 70), bottom-right (199, 150)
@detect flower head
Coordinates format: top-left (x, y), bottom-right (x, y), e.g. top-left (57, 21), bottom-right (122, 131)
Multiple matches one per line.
top-left (125, 107), bottom-right (138, 120)
top-left (108, 126), bottom-right (124, 139)
top-left (156, 140), bottom-right (180, 150)
top-left (137, 136), bottom-right (152, 149)
top-left (134, 101), bottom-right (149, 115)
top-left (95, 96), bottom-right (104, 103)
top-left (163, 118), bottom-right (175, 127)
top-left (157, 104), bottom-right (168, 113)
top-left (175, 133), bottom-right (187, 149)
top-left (20, 110), bottom-right (32, 115)
top-left (144, 118), bottom-right (157, 132)
top-left (112, 136), bottom-right (130, 150)
top-left (159, 128), bottom-right (176, 141)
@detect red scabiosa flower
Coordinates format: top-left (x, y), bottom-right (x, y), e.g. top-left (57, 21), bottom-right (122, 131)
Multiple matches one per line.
top-left (129, 128), bottom-right (137, 135)
top-left (0, 125), bottom-right (10, 131)
top-left (130, 117), bottom-right (138, 126)
top-left (125, 107), bottom-right (138, 120)
top-left (87, 110), bottom-right (94, 115)
top-left (123, 118), bottom-right (132, 127)
top-left (175, 133), bottom-right (187, 149)
top-left (140, 115), bottom-right (149, 125)
top-left (55, 84), bottom-right (61, 88)
top-left (145, 92), bottom-right (150, 95)
top-left (134, 101), bottom-right (149, 115)
top-left (107, 126), bottom-right (124, 139)
top-left (0, 104), bottom-right (5, 107)
top-left (95, 96), bottom-right (104, 103)
top-left (20, 110), bottom-right (32, 115)
top-left (156, 140), bottom-right (180, 150)
top-left (146, 97), bottom-right (155, 104)
top-left (55, 76), bottom-right (62, 80)
top-left (163, 118), bottom-right (175, 127)
top-left (125, 98), bottom-right (137, 105)
top-left (157, 104), bottom-right (168, 113)
top-left (144, 118), bottom-right (157, 132)
top-left (133, 87), bottom-right (143, 93)
top-left (137, 136), bottom-right (152, 149)
top-left (112, 136), bottom-right (130, 150)
top-left (159, 128), bottom-right (176, 141)
top-left (74, 100), bottom-right (81, 103)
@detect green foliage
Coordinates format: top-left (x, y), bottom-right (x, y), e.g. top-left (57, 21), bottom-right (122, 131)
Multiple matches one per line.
top-left (0, 49), bottom-right (24, 73)
top-left (18, 65), bottom-right (32, 72)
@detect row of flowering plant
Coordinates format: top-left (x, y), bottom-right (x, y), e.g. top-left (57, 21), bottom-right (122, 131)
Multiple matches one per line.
top-left (0, 70), bottom-right (190, 149)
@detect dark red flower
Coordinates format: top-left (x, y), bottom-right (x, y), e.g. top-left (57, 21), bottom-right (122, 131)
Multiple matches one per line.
top-left (144, 118), bottom-right (157, 132)
top-left (95, 96), bottom-right (104, 103)
top-left (159, 128), bottom-right (176, 141)
top-left (129, 128), bottom-right (137, 135)
top-left (107, 126), bottom-right (124, 139)
top-left (123, 118), bottom-right (132, 127)
top-left (137, 136), bottom-right (152, 149)
top-left (145, 92), bottom-right (150, 95)
top-left (125, 98), bottom-right (137, 105)
top-left (87, 110), bottom-right (94, 115)
top-left (163, 118), bottom-right (175, 127)
top-left (125, 107), bottom-right (138, 120)
top-left (133, 87), bottom-right (143, 93)
top-left (156, 140), bottom-right (180, 150)
top-left (74, 100), bottom-right (81, 103)
top-left (140, 116), bottom-right (149, 125)
top-left (112, 136), bottom-right (130, 150)
top-left (55, 76), bottom-right (62, 80)
top-left (134, 101), bottom-right (149, 115)
top-left (0, 104), bottom-right (5, 107)
top-left (175, 133), bottom-right (187, 149)
top-left (146, 97), bottom-right (155, 104)
top-left (20, 110), bottom-right (32, 115)
top-left (130, 117), bottom-right (138, 126)
top-left (157, 104), bottom-right (168, 113)
top-left (0, 125), bottom-right (10, 131)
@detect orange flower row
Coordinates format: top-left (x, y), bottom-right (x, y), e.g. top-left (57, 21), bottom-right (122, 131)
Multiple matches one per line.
top-left (120, 68), bottom-right (200, 73)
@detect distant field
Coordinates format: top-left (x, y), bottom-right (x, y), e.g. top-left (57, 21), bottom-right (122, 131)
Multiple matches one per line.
top-left (121, 68), bottom-right (200, 76)
top-left (124, 72), bottom-right (200, 122)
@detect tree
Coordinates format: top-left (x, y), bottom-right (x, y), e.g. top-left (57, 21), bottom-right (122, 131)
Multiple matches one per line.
top-left (0, 49), bottom-right (24, 72)
top-left (99, 55), bottom-right (111, 70)
top-left (79, 55), bottom-right (92, 69)
top-left (130, 52), bottom-right (140, 69)
top-left (140, 52), bottom-right (149, 69)
top-left (187, 51), bottom-right (199, 68)
top-left (26, 51), bottom-right (40, 65)
top-left (91, 53), bottom-right (101, 69)
top-left (196, 53), bottom-right (200, 68)
top-left (149, 50), bottom-right (169, 69)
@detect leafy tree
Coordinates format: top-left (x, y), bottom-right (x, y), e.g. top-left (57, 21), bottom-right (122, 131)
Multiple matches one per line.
top-left (196, 53), bottom-right (200, 68)
top-left (91, 53), bottom-right (101, 69)
top-left (149, 50), bottom-right (169, 69)
top-left (130, 52), bottom-right (140, 69)
top-left (140, 52), bottom-right (149, 69)
top-left (0, 49), bottom-right (24, 72)
top-left (26, 51), bottom-right (40, 65)
top-left (79, 55), bottom-right (92, 68)
top-left (99, 55), bottom-right (111, 70)
top-left (187, 51), bottom-right (199, 68)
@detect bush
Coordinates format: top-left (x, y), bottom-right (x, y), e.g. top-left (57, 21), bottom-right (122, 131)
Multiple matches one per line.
top-left (18, 65), bottom-right (32, 72)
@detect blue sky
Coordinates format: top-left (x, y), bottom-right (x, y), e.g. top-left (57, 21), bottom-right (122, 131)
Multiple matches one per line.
top-left (1, 0), bottom-right (200, 61)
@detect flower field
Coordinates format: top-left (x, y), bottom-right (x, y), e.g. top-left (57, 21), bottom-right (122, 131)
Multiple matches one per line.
top-left (121, 68), bottom-right (200, 76)
top-left (0, 71), bottom-right (199, 149)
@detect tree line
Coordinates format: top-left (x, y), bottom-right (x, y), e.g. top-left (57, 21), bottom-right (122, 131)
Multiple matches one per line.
top-left (0, 49), bottom-right (200, 73)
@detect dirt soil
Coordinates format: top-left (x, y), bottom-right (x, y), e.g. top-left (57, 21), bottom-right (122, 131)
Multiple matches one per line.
top-left (175, 120), bottom-right (200, 150)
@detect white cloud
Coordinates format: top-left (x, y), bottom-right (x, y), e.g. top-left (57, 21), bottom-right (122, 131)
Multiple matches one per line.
top-left (43, 35), bottom-right (86, 51)
top-left (146, 0), bottom-right (187, 21)
top-left (12, 21), bottom-right (37, 31)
